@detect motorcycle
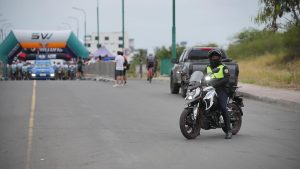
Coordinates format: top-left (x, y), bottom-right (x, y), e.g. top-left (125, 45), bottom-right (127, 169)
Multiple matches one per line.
top-left (179, 69), bottom-right (244, 139)
top-left (148, 67), bottom-right (154, 83)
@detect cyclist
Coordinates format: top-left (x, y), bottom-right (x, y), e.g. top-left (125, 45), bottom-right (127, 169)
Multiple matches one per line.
top-left (146, 53), bottom-right (155, 82)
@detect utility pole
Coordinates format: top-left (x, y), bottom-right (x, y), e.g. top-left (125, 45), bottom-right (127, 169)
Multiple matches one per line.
top-left (97, 0), bottom-right (100, 48)
top-left (0, 29), bottom-right (3, 42)
top-left (122, 0), bottom-right (125, 51)
top-left (1, 23), bottom-right (12, 39)
top-left (69, 16), bottom-right (79, 38)
top-left (172, 0), bottom-right (176, 59)
top-left (73, 7), bottom-right (87, 46)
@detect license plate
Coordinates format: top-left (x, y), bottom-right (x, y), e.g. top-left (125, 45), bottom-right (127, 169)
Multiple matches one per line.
top-left (40, 73), bottom-right (46, 76)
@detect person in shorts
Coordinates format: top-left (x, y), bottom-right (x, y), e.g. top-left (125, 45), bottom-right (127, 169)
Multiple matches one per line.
top-left (113, 51), bottom-right (125, 87)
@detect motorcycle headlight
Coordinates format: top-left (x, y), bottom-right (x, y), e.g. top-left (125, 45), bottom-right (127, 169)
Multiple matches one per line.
top-left (205, 76), bottom-right (211, 81)
top-left (187, 89), bottom-right (196, 99)
top-left (186, 88), bottom-right (201, 100)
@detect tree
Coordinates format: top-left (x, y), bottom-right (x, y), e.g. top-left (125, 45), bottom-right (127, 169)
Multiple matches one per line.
top-left (154, 46), bottom-right (171, 59)
top-left (154, 44), bottom-right (186, 59)
top-left (255, 0), bottom-right (300, 30)
top-left (132, 49), bottom-right (147, 64)
top-left (131, 49), bottom-right (147, 78)
top-left (233, 28), bottom-right (261, 44)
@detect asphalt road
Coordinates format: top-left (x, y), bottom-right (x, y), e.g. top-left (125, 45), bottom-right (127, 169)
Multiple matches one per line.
top-left (0, 79), bottom-right (299, 169)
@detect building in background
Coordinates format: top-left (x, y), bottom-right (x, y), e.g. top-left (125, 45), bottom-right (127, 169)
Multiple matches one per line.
top-left (85, 32), bottom-right (134, 57)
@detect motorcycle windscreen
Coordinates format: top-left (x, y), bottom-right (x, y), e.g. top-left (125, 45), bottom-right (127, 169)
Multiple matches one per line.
top-left (189, 71), bottom-right (204, 82)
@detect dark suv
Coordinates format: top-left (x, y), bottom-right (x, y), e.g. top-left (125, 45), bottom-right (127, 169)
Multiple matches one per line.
top-left (170, 47), bottom-right (239, 97)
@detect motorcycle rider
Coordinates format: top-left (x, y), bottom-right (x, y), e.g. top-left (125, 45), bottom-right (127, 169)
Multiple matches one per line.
top-left (205, 49), bottom-right (232, 139)
top-left (146, 53), bottom-right (155, 81)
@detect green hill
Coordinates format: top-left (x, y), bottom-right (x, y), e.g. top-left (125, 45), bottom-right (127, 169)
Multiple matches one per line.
top-left (227, 26), bottom-right (300, 89)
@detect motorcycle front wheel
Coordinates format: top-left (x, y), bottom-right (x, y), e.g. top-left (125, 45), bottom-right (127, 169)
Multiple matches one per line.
top-left (222, 103), bottom-right (242, 135)
top-left (179, 109), bottom-right (200, 139)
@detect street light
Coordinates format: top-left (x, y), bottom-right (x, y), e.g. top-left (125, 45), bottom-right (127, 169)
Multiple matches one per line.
top-left (96, 0), bottom-right (100, 48)
top-left (73, 6), bottom-right (87, 46)
top-left (1, 23), bottom-right (11, 29)
top-left (122, 0), bottom-right (125, 51)
top-left (0, 19), bottom-right (8, 41)
top-left (69, 16), bottom-right (79, 38)
top-left (0, 29), bottom-right (3, 42)
top-left (4, 25), bottom-right (13, 36)
top-left (172, 0), bottom-right (176, 59)
top-left (0, 22), bottom-right (12, 80)
top-left (1, 23), bottom-right (12, 38)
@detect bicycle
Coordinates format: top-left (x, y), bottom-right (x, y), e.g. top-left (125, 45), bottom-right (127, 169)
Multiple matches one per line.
top-left (147, 67), bottom-right (154, 83)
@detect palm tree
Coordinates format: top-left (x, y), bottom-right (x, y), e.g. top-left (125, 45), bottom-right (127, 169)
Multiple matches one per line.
top-left (133, 49), bottom-right (147, 78)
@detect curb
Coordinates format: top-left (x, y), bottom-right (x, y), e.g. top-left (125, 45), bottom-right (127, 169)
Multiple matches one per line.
top-left (92, 76), bottom-right (115, 83)
top-left (238, 91), bottom-right (300, 109)
top-left (90, 75), bottom-right (300, 109)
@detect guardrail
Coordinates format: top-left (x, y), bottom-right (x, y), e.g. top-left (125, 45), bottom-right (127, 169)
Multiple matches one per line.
top-left (83, 61), bottom-right (116, 78)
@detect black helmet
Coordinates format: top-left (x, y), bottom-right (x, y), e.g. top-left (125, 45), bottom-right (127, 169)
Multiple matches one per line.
top-left (208, 49), bottom-right (222, 59)
top-left (208, 49), bottom-right (222, 68)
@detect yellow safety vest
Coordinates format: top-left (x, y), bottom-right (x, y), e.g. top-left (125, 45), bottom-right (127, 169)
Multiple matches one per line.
top-left (207, 65), bottom-right (225, 79)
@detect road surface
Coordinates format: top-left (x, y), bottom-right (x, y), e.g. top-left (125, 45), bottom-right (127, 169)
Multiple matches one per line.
top-left (0, 80), bottom-right (299, 169)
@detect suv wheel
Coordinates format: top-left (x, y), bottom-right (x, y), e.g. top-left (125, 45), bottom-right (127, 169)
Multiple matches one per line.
top-left (181, 85), bottom-right (187, 98)
top-left (170, 75), bottom-right (180, 94)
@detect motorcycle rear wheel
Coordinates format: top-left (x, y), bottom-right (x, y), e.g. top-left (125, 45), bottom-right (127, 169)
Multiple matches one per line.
top-left (179, 109), bottom-right (200, 139)
top-left (222, 103), bottom-right (242, 135)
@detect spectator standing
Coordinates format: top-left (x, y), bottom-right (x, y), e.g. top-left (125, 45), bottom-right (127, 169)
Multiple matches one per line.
top-left (11, 61), bottom-right (17, 80)
top-left (114, 51), bottom-right (125, 87)
top-left (52, 61), bottom-right (58, 79)
top-left (123, 54), bottom-right (129, 84)
top-left (17, 60), bottom-right (23, 80)
top-left (77, 58), bottom-right (84, 79)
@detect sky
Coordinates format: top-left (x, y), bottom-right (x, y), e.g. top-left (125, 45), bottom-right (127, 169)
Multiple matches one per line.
top-left (0, 0), bottom-right (262, 52)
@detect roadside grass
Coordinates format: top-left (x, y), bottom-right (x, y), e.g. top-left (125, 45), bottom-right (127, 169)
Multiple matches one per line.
top-left (238, 54), bottom-right (300, 89)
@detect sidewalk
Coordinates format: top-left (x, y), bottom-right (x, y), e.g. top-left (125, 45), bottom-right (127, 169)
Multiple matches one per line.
top-left (90, 74), bottom-right (300, 108)
top-left (238, 83), bottom-right (300, 108)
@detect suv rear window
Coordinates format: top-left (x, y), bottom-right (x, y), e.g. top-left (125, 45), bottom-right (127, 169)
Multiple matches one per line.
top-left (187, 48), bottom-right (226, 60)
top-left (188, 50), bottom-right (209, 60)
